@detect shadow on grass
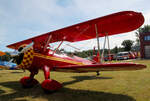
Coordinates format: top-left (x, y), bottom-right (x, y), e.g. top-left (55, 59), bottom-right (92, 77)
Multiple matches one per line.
top-left (10, 71), bottom-right (24, 74)
top-left (0, 80), bottom-right (135, 101)
top-left (63, 75), bottom-right (113, 86)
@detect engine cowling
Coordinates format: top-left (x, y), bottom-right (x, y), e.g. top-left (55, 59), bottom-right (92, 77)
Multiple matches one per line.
top-left (16, 45), bottom-right (34, 70)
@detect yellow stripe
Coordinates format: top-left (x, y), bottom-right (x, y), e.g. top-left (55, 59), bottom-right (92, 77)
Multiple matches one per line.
top-left (33, 53), bottom-right (85, 65)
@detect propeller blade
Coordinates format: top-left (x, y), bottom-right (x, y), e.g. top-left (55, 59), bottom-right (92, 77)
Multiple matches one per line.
top-left (8, 58), bottom-right (14, 63)
top-left (20, 42), bottom-right (34, 53)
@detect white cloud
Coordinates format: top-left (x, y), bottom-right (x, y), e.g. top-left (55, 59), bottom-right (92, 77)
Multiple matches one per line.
top-left (0, 29), bottom-right (6, 42)
top-left (73, 0), bottom-right (144, 18)
top-left (144, 12), bottom-right (150, 25)
top-left (0, 28), bottom-right (9, 50)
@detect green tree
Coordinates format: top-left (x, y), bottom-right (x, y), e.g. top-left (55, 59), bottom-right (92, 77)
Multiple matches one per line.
top-left (121, 40), bottom-right (134, 51)
top-left (111, 46), bottom-right (118, 54)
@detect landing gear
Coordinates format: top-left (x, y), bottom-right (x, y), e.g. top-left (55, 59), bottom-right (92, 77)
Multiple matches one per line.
top-left (96, 71), bottom-right (100, 76)
top-left (41, 66), bottom-right (62, 93)
top-left (20, 72), bottom-right (39, 88)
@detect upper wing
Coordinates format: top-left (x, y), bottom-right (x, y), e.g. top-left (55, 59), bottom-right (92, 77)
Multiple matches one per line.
top-left (53, 63), bottom-right (146, 72)
top-left (7, 11), bottom-right (144, 49)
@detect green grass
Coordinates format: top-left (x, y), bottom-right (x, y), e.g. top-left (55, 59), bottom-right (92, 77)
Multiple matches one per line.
top-left (0, 60), bottom-right (150, 101)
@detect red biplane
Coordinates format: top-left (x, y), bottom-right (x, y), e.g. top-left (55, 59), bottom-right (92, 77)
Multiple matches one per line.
top-left (7, 11), bottom-right (146, 92)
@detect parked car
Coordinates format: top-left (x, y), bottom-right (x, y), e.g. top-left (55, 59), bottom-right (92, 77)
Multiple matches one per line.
top-left (116, 52), bottom-right (129, 60)
top-left (116, 51), bottom-right (135, 60)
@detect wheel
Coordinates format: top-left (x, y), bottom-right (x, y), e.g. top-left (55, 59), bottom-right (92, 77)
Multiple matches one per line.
top-left (41, 79), bottom-right (62, 93)
top-left (20, 76), bottom-right (39, 88)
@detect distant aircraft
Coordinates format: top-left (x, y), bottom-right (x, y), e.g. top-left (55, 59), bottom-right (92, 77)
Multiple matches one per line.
top-left (0, 51), bottom-right (17, 70)
top-left (0, 51), bottom-right (5, 56)
top-left (7, 11), bottom-right (146, 92)
top-left (0, 61), bottom-right (17, 70)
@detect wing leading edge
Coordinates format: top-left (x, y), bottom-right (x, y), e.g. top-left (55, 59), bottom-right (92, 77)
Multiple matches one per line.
top-left (7, 11), bottom-right (144, 49)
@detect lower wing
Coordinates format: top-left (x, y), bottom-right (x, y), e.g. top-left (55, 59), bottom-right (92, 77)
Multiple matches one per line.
top-left (54, 63), bottom-right (146, 73)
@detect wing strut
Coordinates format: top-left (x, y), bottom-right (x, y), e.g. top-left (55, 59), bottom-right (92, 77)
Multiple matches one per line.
top-left (52, 40), bottom-right (64, 55)
top-left (106, 33), bottom-right (111, 61)
top-left (95, 24), bottom-right (101, 63)
top-left (101, 32), bottom-right (111, 62)
top-left (44, 34), bottom-right (52, 52)
top-left (101, 35), bottom-right (107, 62)
top-left (66, 44), bottom-right (81, 51)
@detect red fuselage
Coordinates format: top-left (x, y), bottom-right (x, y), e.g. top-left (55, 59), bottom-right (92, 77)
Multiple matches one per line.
top-left (30, 50), bottom-right (93, 71)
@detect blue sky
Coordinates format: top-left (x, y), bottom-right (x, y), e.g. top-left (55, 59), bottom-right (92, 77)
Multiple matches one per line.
top-left (0, 0), bottom-right (150, 52)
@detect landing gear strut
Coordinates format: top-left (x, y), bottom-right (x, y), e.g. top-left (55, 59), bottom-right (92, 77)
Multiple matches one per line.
top-left (96, 71), bottom-right (100, 76)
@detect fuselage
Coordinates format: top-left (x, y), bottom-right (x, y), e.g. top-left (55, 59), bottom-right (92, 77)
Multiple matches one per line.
top-left (18, 48), bottom-right (146, 73)
top-left (22, 49), bottom-right (93, 71)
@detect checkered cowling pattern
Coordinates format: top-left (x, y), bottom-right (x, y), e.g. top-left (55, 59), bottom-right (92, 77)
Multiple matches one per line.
top-left (18, 47), bottom-right (34, 69)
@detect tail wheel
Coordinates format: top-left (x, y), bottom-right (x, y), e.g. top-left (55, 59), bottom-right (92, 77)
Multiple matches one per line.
top-left (20, 76), bottom-right (39, 88)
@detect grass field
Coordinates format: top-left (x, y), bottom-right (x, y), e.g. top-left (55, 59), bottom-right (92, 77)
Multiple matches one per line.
top-left (0, 60), bottom-right (150, 101)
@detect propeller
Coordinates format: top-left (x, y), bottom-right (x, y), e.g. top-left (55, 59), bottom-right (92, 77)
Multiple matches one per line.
top-left (8, 42), bottom-right (34, 69)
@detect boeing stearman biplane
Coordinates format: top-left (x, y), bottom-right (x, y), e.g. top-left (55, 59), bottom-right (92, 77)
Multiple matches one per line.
top-left (7, 11), bottom-right (146, 92)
